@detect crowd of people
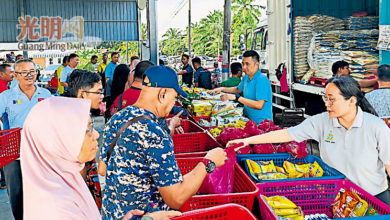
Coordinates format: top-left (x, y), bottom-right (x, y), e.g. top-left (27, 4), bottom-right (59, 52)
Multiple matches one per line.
top-left (0, 49), bottom-right (390, 219)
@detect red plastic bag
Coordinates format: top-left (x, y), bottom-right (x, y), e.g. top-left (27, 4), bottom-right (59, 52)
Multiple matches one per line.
top-left (198, 148), bottom-right (236, 194)
top-left (285, 141), bottom-right (308, 159)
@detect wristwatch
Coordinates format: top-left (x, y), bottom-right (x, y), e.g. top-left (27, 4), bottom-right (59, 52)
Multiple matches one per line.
top-left (235, 94), bottom-right (241, 102)
top-left (201, 158), bottom-right (216, 173)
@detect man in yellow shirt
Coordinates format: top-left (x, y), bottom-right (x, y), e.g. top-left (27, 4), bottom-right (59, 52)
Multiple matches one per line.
top-left (98, 53), bottom-right (108, 89)
top-left (56, 56), bottom-right (69, 95)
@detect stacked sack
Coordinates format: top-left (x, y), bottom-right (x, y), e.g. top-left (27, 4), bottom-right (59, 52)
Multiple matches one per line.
top-left (347, 16), bottom-right (379, 30)
top-left (293, 16), bottom-right (313, 77)
top-left (294, 15), bottom-right (345, 78)
top-left (308, 29), bottom-right (379, 79)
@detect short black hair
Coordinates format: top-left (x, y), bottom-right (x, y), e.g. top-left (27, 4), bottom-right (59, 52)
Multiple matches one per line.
top-left (131, 56), bottom-right (139, 62)
top-left (68, 69), bottom-right (101, 98)
top-left (243, 50), bottom-right (260, 63)
top-left (332, 60), bottom-right (349, 75)
top-left (231, 62), bottom-right (242, 75)
top-left (62, 56), bottom-right (69, 64)
top-left (102, 53), bottom-right (108, 57)
top-left (0, 63), bottom-right (11, 72)
top-left (15, 54), bottom-right (23, 59)
top-left (192, 57), bottom-right (201, 65)
top-left (182, 54), bottom-right (189, 60)
top-left (377, 64), bottom-right (390, 82)
top-left (69, 53), bottom-right (79, 60)
top-left (111, 52), bottom-right (119, 58)
top-left (134, 60), bottom-right (154, 80)
top-left (91, 55), bottom-right (98, 61)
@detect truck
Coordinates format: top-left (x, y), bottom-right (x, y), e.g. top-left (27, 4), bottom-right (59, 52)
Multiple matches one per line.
top-left (245, 0), bottom-right (388, 116)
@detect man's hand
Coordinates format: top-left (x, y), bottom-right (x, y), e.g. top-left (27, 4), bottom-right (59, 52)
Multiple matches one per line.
top-left (204, 147), bottom-right (227, 168)
top-left (169, 110), bottom-right (183, 128)
top-left (221, 94), bottom-right (235, 101)
top-left (146, 211), bottom-right (182, 220)
top-left (208, 87), bottom-right (223, 95)
top-left (122, 209), bottom-right (144, 220)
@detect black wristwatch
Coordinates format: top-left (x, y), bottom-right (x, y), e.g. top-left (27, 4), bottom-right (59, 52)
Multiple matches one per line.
top-left (235, 94), bottom-right (241, 102)
top-left (201, 158), bottom-right (216, 173)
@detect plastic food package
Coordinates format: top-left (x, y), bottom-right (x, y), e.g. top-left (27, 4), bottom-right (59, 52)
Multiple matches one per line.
top-left (331, 187), bottom-right (363, 218)
top-left (211, 101), bottom-right (236, 117)
top-left (285, 141), bottom-right (309, 159)
top-left (198, 148), bottom-right (236, 194)
top-left (263, 195), bottom-right (297, 209)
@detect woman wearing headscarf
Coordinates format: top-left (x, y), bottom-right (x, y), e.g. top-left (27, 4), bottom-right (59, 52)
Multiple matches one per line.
top-left (111, 64), bottom-right (131, 105)
top-left (20, 96), bottom-right (181, 220)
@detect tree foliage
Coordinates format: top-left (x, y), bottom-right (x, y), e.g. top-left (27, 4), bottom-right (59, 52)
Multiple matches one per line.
top-left (159, 0), bottom-right (263, 56)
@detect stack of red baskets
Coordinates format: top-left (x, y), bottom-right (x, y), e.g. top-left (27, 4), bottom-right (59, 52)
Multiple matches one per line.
top-left (172, 119), bottom-right (259, 219)
top-left (0, 128), bottom-right (22, 167)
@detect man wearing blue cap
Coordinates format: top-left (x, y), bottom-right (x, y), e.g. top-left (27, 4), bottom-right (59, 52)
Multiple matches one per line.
top-left (100, 66), bottom-right (227, 219)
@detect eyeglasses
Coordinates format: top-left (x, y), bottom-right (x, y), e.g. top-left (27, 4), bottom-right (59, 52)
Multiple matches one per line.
top-left (86, 118), bottom-right (95, 135)
top-left (82, 90), bottom-right (104, 95)
top-left (15, 70), bottom-right (37, 77)
top-left (322, 96), bottom-right (338, 105)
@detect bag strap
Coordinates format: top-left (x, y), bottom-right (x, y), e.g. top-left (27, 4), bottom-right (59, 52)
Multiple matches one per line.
top-left (106, 115), bottom-right (152, 162)
top-left (118, 93), bottom-right (123, 111)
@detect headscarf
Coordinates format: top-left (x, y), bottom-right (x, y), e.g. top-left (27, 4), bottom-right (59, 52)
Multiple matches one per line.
top-left (111, 64), bottom-right (130, 102)
top-left (20, 96), bottom-right (101, 220)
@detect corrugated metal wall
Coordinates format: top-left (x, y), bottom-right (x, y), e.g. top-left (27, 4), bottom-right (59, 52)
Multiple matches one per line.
top-left (0, 0), bottom-right (138, 42)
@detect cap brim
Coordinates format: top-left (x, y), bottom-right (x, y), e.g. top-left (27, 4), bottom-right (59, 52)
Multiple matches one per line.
top-left (175, 86), bottom-right (188, 98)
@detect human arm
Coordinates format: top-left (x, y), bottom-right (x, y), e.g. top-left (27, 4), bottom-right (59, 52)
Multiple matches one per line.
top-left (167, 111), bottom-right (183, 137)
top-left (122, 210), bottom-right (181, 220)
top-left (208, 86), bottom-right (241, 95)
top-left (60, 82), bottom-right (68, 88)
top-left (157, 148), bottom-right (227, 209)
top-left (358, 79), bottom-right (377, 88)
top-left (228, 129), bottom-right (294, 147)
top-left (176, 70), bottom-right (188, 75)
top-left (221, 94), bottom-right (266, 110)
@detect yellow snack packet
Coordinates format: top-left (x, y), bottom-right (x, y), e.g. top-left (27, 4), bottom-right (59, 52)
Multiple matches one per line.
top-left (283, 161), bottom-right (310, 178)
top-left (263, 195), bottom-right (297, 209)
top-left (273, 208), bottom-right (300, 216)
top-left (246, 159), bottom-right (261, 175)
top-left (276, 166), bottom-right (286, 173)
top-left (258, 172), bottom-right (288, 180)
top-left (309, 161), bottom-right (324, 177)
top-left (259, 160), bottom-right (277, 173)
top-left (349, 192), bottom-right (369, 217)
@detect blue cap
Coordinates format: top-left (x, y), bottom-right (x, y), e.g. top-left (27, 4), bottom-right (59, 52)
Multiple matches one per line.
top-left (143, 66), bottom-right (187, 97)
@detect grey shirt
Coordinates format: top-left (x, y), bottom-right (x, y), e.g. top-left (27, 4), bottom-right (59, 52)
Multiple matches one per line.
top-left (365, 88), bottom-right (390, 118)
top-left (287, 107), bottom-right (390, 195)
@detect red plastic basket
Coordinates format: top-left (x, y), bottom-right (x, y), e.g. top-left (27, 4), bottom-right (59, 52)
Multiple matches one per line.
top-left (176, 158), bottom-right (259, 211)
top-left (175, 151), bottom-right (207, 158)
top-left (257, 179), bottom-right (390, 219)
top-left (177, 120), bottom-right (203, 133)
top-left (173, 132), bottom-right (221, 154)
top-left (172, 204), bottom-right (257, 220)
top-left (0, 128), bottom-right (22, 167)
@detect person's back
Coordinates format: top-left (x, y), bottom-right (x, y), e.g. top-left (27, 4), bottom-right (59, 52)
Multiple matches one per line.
top-left (366, 65), bottom-right (390, 118)
top-left (197, 68), bottom-right (212, 89)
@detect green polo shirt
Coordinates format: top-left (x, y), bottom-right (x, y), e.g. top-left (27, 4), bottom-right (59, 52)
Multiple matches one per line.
top-left (221, 77), bottom-right (241, 87)
top-left (83, 62), bottom-right (95, 72)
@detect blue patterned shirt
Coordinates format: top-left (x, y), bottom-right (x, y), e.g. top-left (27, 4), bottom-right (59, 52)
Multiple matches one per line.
top-left (100, 106), bottom-right (183, 219)
top-left (365, 88), bottom-right (390, 118)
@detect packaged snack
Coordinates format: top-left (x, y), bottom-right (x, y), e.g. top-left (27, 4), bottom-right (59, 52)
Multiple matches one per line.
top-left (349, 195), bottom-right (368, 217)
top-left (263, 195), bottom-right (297, 209)
top-left (246, 159), bottom-right (261, 175)
top-left (191, 101), bottom-right (212, 117)
top-left (276, 166), bottom-right (286, 174)
top-left (259, 160), bottom-right (277, 173)
top-left (331, 187), bottom-right (360, 218)
top-left (283, 161), bottom-right (310, 178)
top-left (211, 101), bottom-right (235, 117)
top-left (258, 172), bottom-right (288, 180)
top-left (308, 161), bottom-right (324, 177)
top-left (274, 207), bottom-right (303, 217)
top-left (365, 205), bottom-right (379, 216)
